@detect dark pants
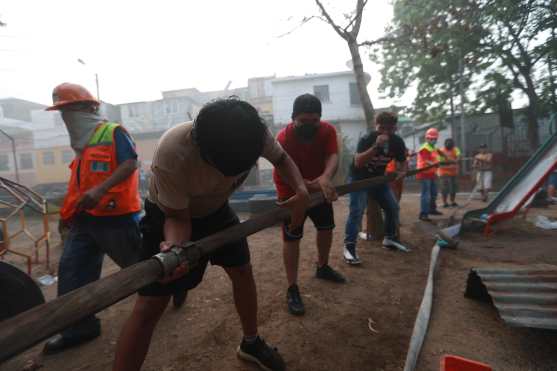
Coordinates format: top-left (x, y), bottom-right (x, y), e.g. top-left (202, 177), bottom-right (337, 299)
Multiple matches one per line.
top-left (344, 179), bottom-right (399, 245)
top-left (57, 215), bottom-right (141, 339)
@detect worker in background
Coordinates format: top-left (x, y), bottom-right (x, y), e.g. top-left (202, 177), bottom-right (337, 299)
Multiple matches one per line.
top-left (113, 98), bottom-right (309, 371)
top-left (438, 138), bottom-right (461, 208)
top-left (473, 144), bottom-right (493, 202)
top-left (344, 112), bottom-right (408, 265)
top-left (416, 128), bottom-right (442, 222)
top-left (273, 94), bottom-right (346, 316)
top-left (43, 83), bottom-right (141, 354)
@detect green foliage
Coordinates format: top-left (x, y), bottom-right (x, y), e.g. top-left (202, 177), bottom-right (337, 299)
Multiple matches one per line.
top-left (376, 0), bottom-right (556, 148)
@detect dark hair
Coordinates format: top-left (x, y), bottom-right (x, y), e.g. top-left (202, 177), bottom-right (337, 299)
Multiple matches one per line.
top-left (292, 94), bottom-right (322, 119)
top-left (193, 97), bottom-right (266, 175)
top-left (376, 111), bottom-right (398, 126)
top-left (479, 144), bottom-right (487, 148)
top-left (445, 138), bottom-right (455, 147)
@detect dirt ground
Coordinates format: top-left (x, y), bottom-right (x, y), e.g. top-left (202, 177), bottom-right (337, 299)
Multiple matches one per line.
top-left (2, 193), bottom-right (557, 371)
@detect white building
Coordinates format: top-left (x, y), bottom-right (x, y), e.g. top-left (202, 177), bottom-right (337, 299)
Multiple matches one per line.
top-left (271, 70), bottom-right (370, 151)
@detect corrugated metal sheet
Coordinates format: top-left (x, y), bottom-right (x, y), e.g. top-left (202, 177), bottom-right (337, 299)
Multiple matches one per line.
top-left (465, 264), bottom-right (557, 330)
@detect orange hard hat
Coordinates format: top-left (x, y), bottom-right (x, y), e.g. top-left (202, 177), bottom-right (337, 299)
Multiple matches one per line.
top-left (425, 128), bottom-right (439, 139)
top-left (46, 83), bottom-right (99, 111)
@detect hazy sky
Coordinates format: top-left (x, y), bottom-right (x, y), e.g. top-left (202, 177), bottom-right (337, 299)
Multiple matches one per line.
top-left (0, 0), bottom-right (403, 107)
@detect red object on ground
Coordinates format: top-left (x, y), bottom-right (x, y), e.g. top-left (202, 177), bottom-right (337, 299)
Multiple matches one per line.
top-left (440, 355), bottom-right (492, 371)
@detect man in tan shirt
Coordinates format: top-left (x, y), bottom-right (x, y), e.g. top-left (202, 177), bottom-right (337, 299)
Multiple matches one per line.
top-left (113, 98), bottom-right (309, 371)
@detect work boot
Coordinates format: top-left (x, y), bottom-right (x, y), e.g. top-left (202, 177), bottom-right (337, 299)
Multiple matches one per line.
top-left (316, 264), bottom-right (346, 283)
top-left (237, 336), bottom-right (286, 371)
top-left (286, 284), bottom-right (305, 315)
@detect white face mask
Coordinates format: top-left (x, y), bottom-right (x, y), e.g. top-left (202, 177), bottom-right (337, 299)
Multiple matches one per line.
top-left (61, 111), bottom-right (104, 153)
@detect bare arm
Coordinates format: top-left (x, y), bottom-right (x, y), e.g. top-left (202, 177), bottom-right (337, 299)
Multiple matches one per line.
top-left (273, 153), bottom-right (310, 228)
top-left (306, 153), bottom-right (339, 201)
top-left (158, 204), bottom-right (192, 282)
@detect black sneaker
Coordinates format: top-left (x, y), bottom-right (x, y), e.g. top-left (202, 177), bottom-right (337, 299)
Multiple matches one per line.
top-left (237, 336), bottom-right (286, 371)
top-left (430, 210), bottom-right (443, 216)
top-left (442, 203), bottom-right (450, 208)
top-left (451, 202), bottom-right (459, 207)
top-left (419, 214), bottom-right (432, 222)
top-left (286, 284), bottom-right (305, 315)
top-left (316, 264), bottom-right (346, 283)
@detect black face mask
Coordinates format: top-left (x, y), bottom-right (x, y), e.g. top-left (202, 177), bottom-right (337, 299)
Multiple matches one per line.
top-left (294, 124), bottom-right (319, 141)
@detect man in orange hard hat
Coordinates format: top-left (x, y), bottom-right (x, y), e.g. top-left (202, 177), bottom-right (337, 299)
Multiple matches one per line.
top-left (42, 83), bottom-right (142, 354)
top-left (416, 128), bottom-right (442, 221)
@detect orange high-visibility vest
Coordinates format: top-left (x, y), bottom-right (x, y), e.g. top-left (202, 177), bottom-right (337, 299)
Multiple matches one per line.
top-left (416, 143), bottom-right (439, 180)
top-left (437, 147), bottom-right (461, 177)
top-left (60, 122), bottom-right (140, 222)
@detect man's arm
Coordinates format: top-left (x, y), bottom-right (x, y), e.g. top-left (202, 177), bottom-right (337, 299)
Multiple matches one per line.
top-left (156, 205), bottom-right (192, 282)
top-left (76, 159), bottom-right (138, 210)
top-left (273, 153), bottom-right (310, 228)
top-left (354, 135), bottom-right (388, 168)
top-left (306, 153), bottom-right (339, 201)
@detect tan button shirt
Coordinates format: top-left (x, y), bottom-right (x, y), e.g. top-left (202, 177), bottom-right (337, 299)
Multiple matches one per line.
top-left (148, 122), bottom-right (284, 218)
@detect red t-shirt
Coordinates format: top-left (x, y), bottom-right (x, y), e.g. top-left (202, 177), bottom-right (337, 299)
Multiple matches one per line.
top-left (273, 121), bottom-right (338, 199)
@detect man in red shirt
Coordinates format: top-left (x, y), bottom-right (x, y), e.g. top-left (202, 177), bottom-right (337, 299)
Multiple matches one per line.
top-left (273, 94), bottom-right (346, 316)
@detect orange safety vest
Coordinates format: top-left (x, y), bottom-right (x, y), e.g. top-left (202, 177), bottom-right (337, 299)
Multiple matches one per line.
top-left (60, 122), bottom-right (141, 222)
top-left (416, 143), bottom-right (439, 180)
top-left (437, 147), bottom-right (461, 177)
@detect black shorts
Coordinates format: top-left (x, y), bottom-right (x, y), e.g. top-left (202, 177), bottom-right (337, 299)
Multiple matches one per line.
top-left (138, 199), bottom-right (250, 297)
top-left (282, 202), bottom-right (335, 241)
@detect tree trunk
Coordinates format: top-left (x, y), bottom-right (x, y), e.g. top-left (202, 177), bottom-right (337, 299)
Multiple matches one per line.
top-left (524, 73), bottom-right (540, 150)
top-left (348, 40), bottom-right (375, 129)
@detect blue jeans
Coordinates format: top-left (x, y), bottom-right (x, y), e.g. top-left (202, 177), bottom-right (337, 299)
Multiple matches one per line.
top-left (344, 180), bottom-right (400, 246)
top-left (57, 216), bottom-right (140, 339)
top-left (420, 179), bottom-right (438, 215)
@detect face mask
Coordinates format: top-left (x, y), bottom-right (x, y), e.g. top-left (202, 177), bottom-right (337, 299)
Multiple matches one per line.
top-left (61, 111), bottom-right (104, 152)
top-left (446, 143), bottom-right (454, 150)
top-left (428, 139), bottom-right (437, 146)
top-left (294, 123), bottom-right (319, 141)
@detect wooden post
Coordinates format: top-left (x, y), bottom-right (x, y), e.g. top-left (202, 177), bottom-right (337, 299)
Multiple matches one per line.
top-left (366, 197), bottom-right (384, 239)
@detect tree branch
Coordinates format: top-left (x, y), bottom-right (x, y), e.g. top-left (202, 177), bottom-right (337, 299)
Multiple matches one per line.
top-left (351, 0), bottom-right (367, 37)
top-left (314, 0), bottom-right (349, 40)
top-left (276, 15), bottom-right (323, 38)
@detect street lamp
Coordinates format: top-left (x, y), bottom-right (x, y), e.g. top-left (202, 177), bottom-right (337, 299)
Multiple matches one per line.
top-left (77, 58), bottom-right (100, 100)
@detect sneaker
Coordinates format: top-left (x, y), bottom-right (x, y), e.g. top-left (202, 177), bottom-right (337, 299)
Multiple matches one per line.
top-left (343, 245), bottom-right (361, 265)
top-left (237, 336), bottom-right (286, 371)
top-left (451, 202), bottom-right (459, 207)
top-left (358, 232), bottom-right (375, 241)
top-left (316, 264), bottom-right (346, 283)
top-left (286, 284), bottom-right (305, 315)
top-left (442, 203), bottom-right (450, 208)
top-left (419, 214), bottom-right (432, 222)
top-left (430, 210), bottom-right (443, 216)
top-left (382, 237), bottom-right (411, 252)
